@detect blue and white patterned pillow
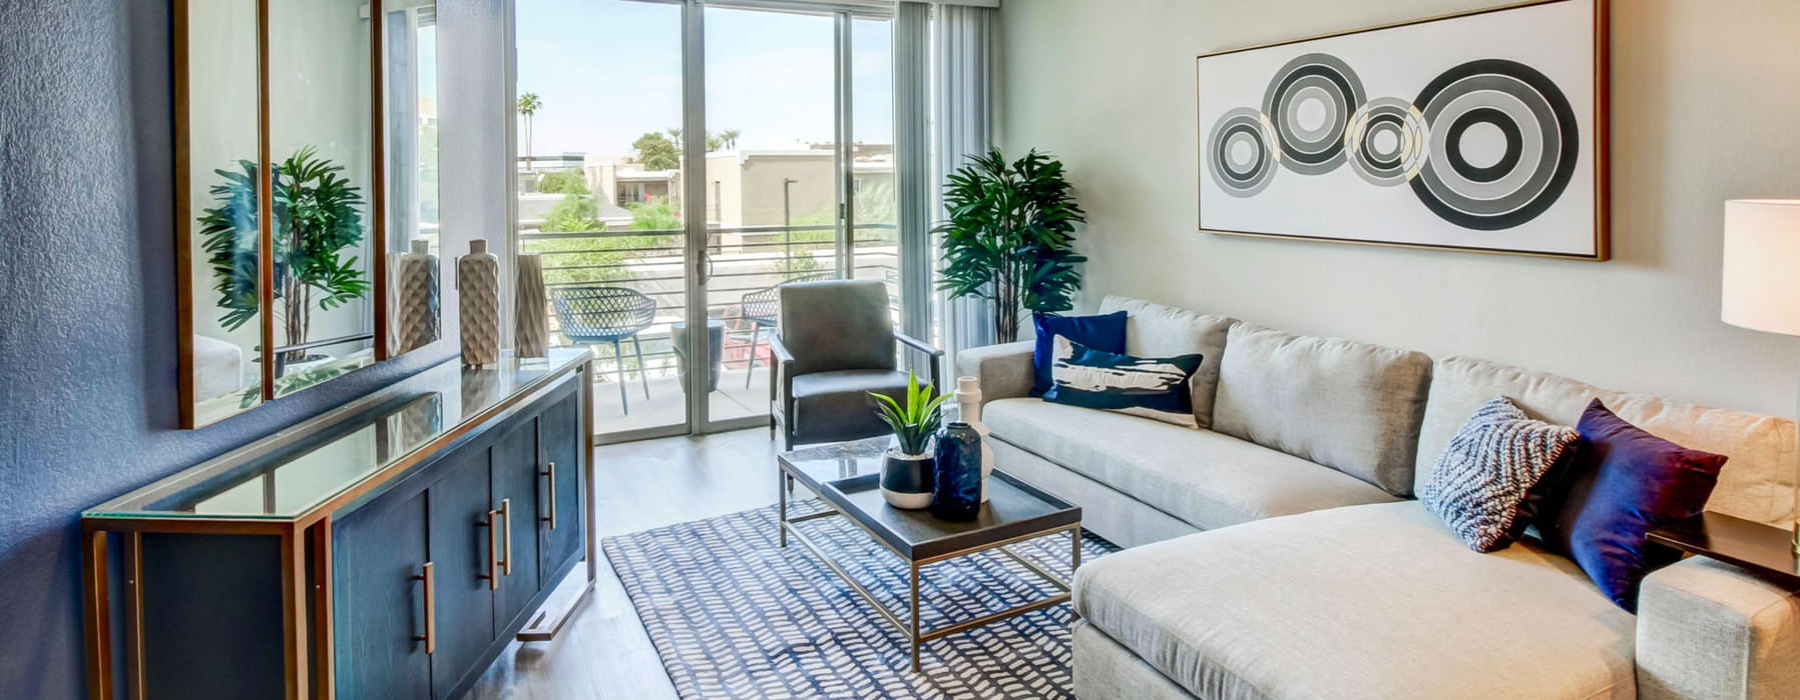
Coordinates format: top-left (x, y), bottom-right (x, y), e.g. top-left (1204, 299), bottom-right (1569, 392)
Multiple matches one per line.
top-left (1420, 396), bottom-right (1579, 552)
top-left (1043, 335), bottom-right (1203, 427)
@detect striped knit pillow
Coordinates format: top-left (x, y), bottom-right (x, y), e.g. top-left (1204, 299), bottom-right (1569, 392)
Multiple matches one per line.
top-left (1420, 396), bottom-right (1579, 552)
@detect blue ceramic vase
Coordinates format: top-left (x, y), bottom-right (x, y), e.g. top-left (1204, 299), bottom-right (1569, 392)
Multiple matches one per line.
top-left (932, 421), bottom-right (983, 521)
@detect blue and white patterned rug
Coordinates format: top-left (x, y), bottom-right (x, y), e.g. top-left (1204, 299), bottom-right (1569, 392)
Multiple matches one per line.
top-left (604, 502), bottom-right (1118, 699)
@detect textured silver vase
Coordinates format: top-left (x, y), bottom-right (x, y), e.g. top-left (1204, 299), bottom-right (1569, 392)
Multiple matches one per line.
top-left (388, 240), bottom-right (440, 355)
top-left (458, 239), bottom-right (501, 367)
top-left (515, 253), bottom-right (549, 358)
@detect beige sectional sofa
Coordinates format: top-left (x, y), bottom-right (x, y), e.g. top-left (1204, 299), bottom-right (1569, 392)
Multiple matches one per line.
top-left (957, 296), bottom-right (1800, 700)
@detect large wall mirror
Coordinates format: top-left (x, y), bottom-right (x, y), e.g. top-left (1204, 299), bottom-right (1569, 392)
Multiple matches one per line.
top-left (177, 0), bottom-right (442, 428)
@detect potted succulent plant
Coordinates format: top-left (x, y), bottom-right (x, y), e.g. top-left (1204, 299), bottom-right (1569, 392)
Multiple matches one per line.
top-left (871, 372), bottom-right (950, 509)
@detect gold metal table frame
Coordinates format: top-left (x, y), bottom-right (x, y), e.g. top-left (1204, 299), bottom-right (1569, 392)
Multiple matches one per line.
top-left (777, 462), bottom-right (1082, 673)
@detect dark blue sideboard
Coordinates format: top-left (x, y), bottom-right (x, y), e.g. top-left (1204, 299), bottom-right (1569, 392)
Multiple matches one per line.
top-left (81, 349), bottom-right (596, 700)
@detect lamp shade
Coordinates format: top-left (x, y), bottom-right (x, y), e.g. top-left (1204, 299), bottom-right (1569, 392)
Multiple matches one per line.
top-left (1722, 199), bottom-right (1800, 337)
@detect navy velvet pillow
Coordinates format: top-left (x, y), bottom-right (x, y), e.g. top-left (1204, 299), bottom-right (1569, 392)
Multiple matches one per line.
top-left (1032, 311), bottom-right (1127, 397)
top-left (1536, 399), bottom-right (1727, 612)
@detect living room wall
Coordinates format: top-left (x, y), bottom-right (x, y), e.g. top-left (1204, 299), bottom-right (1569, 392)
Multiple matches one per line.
top-left (0, 1), bottom-right (506, 697)
top-left (997, 0), bottom-right (1800, 416)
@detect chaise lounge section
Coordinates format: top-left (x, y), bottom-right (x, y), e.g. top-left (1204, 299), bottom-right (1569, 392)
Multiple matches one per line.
top-left (959, 296), bottom-right (1800, 700)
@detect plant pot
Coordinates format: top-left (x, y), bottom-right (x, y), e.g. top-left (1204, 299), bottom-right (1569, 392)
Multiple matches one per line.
top-left (880, 449), bottom-right (935, 509)
top-left (931, 421), bottom-right (983, 521)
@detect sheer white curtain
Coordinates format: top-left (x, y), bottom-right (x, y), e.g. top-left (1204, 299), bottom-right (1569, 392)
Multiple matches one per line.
top-left (930, 2), bottom-right (998, 359)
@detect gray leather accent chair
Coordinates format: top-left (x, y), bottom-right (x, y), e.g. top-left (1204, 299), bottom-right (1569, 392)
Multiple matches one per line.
top-left (769, 279), bottom-right (943, 450)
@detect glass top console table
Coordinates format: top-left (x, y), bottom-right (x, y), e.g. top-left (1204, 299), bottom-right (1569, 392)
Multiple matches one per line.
top-left (81, 349), bottom-right (597, 700)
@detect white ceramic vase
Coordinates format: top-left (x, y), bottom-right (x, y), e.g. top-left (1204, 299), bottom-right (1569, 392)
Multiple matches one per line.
top-left (514, 253), bottom-right (549, 358)
top-left (955, 375), bottom-right (996, 502)
top-left (458, 239), bottom-right (501, 367)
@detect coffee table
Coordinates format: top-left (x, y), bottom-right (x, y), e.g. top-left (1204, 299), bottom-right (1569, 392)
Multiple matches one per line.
top-left (776, 436), bottom-right (1083, 671)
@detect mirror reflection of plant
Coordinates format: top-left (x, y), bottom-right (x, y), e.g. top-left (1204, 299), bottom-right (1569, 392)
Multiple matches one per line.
top-left (199, 146), bottom-right (370, 363)
top-left (237, 362), bottom-right (354, 408)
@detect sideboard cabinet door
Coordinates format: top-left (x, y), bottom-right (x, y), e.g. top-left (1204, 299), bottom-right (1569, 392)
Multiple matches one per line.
top-left (428, 446), bottom-right (499, 698)
top-left (492, 417), bottom-right (543, 631)
top-left (334, 488), bottom-right (432, 700)
top-left (539, 386), bottom-right (584, 580)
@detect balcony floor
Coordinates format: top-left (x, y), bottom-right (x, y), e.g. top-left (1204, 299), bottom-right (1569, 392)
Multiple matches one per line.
top-left (590, 364), bottom-right (772, 436)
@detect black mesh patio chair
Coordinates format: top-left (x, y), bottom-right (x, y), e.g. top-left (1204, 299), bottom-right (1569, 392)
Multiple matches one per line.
top-left (739, 273), bottom-right (829, 389)
top-left (552, 286), bottom-right (656, 414)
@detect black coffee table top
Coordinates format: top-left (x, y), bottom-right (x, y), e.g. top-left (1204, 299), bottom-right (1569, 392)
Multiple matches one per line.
top-left (1648, 512), bottom-right (1800, 588)
top-left (778, 437), bottom-right (1081, 563)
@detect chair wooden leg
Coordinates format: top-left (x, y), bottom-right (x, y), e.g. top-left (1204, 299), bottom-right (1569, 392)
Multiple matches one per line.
top-left (611, 339), bottom-right (629, 416)
top-left (744, 324), bottom-right (761, 389)
top-left (632, 336), bottom-right (650, 398)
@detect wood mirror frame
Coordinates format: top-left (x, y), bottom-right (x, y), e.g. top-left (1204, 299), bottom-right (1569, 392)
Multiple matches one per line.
top-left (177, 0), bottom-right (439, 429)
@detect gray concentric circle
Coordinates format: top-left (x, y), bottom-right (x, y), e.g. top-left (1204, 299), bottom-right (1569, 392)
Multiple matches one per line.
top-left (1411, 59), bottom-right (1579, 230)
top-left (1344, 97), bottom-right (1429, 187)
top-left (1261, 53), bottom-right (1365, 175)
top-left (1206, 107), bottom-right (1279, 198)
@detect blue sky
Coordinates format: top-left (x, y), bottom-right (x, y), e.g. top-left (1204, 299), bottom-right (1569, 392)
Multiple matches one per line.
top-left (515, 0), bottom-right (894, 159)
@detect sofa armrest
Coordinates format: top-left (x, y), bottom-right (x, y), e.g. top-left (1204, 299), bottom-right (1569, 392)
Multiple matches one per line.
top-left (1636, 556), bottom-right (1800, 700)
top-left (954, 340), bottom-right (1035, 403)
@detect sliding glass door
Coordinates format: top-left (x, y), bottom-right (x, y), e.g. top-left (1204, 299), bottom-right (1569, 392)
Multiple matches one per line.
top-left (515, 0), bottom-right (907, 443)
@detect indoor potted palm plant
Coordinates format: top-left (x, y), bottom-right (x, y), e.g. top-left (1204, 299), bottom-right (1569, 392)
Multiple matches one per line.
top-left (871, 372), bottom-right (950, 509)
top-left (935, 148), bottom-right (1087, 343)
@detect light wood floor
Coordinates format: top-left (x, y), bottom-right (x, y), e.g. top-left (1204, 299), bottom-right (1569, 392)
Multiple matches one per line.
top-left (463, 428), bottom-right (780, 700)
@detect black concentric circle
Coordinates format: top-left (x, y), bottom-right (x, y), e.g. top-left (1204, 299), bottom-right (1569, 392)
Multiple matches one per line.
top-left (1206, 107), bottom-right (1279, 198)
top-left (1344, 97), bottom-right (1429, 187)
top-left (1444, 107), bottom-right (1522, 183)
top-left (1261, 53), bottom-right (1365, 176)
top-left (1411, 59), bottom-right (1578, 230)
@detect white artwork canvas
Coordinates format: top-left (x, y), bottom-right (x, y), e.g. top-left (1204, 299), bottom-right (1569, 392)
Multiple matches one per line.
top-left (1196, 0), bottom-right (1608, 258)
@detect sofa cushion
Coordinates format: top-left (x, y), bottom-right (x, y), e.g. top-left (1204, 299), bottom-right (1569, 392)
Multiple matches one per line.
top-left (1073, 501), bottom-right (1636, 700)
top-left (1032, 310), bottom-right (1128, 397)
top-left (1212, 324), bottom-right (1432, 496)
top-left (1417, 356), bottom-right (1798, 527)
top-left (1098, 296), bottom-right (1236, 429)
top-left (985, 398), bottom-right (1397, 531)
top-left (1545, 400), bottom-right (1727, 612)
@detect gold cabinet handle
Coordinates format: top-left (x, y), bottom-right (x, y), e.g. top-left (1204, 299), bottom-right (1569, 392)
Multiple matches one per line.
top-left (499, 498), bottom-right (513, 577)
top-left (412, 562), bottom-right (436, 654)
top-left (478, 509), bottom-right (499, 590)
top-left (541, 462), bottom-right (557, 530)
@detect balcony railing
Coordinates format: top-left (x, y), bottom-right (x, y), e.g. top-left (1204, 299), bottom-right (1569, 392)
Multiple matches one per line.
top-left (518, 223), bottom-right (902, 381)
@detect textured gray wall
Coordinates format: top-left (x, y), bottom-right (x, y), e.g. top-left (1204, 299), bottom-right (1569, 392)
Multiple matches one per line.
top-left (0, 2), bottom-right (489, 696)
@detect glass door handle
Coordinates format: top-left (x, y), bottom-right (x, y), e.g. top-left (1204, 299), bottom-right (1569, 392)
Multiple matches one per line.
top-left (697, 251), bottom-right (715, 284)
